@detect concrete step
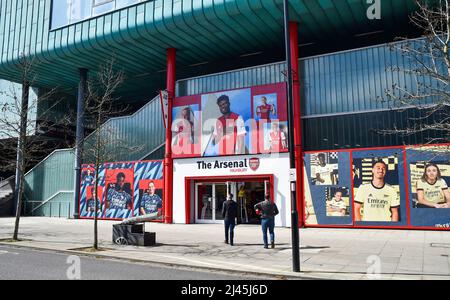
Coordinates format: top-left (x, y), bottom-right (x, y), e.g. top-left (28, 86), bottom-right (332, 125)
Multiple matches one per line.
top-left (0, 190), bottom-right (12, 199)
top-left (0, 193), bottom-right (13, 203)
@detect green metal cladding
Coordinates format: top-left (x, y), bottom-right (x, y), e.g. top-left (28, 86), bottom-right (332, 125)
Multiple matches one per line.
top-left (83, 94), bottom-right (165, 163)
top-left (23, 148), bottom-right (75, 216)
top-left (178, 40), bottom-right (438, 117)
top-left (0, 0), bottom-right (417, 98)
top-left (4, 0), bottom-right (431, 217)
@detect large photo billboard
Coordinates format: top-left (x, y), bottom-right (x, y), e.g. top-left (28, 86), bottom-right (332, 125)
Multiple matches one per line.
top-left (79, 160), bottom-right (164, 221)
top-left (171, 83), bottom-right (288, 158)
top-left (304, 151), bottom-right (353, 226)
top-left (406, 145), bottom-right (450, 228)
top-left (352, 148), bottom-right (407, 227)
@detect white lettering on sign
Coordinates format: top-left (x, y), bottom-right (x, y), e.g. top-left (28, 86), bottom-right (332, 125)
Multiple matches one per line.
top-left (196, 158), bottom-right (260, 172)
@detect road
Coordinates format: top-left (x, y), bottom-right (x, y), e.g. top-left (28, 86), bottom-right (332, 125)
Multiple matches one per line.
top-left (0, 244), bottom-right (267, 280)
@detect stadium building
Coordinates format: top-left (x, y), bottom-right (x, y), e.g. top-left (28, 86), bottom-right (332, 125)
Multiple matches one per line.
top-left (0, 0), bottom-right (448, 230)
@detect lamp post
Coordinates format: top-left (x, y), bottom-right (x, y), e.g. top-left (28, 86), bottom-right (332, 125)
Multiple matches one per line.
top-left (283, 0), bottom-right (300, 273)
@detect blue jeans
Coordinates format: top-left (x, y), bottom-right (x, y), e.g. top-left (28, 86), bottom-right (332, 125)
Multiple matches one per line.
top-left (261, 218), bottom-right (275, 247)
top-left (224, 218), bottom-right (236, 243)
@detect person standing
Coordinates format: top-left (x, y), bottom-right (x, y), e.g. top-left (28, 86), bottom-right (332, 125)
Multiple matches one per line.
top-left (222, 194), bottom-right (238, 246)
top-left (254, 195), bottom-right (279, 249)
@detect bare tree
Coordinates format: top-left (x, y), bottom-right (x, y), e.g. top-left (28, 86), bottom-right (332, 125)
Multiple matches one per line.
top-left (82, 58), bottom-right (142, 250)
top-left (379, 0), bottom-right (449, 147)
top-left (0, 55), bottom-right (70, 241)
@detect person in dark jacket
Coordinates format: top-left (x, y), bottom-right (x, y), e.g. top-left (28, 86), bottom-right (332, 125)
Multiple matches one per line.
top-left (222, 194), bottom-right (238, 246)
top-left (254, 195), bottom-right (279, 249)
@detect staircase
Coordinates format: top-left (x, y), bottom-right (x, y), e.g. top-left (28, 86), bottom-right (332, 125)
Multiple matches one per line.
top-left (22, 94), bottom-right (165, 218)
top-left (0, 176), bottom-right (15, 217)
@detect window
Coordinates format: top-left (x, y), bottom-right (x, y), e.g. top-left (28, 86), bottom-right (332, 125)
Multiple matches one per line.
top-left (51, 0), bottom-right (145, 29)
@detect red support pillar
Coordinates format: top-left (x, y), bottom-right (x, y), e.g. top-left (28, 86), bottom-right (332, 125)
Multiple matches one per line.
top-left (289, 22), bottom-right (304, 228)
top-left (164, 48), bottom-right (176, 224)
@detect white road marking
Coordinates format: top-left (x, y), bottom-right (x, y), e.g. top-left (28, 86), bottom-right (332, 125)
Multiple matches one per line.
top-left (0, 250), bottom-right (19, 255)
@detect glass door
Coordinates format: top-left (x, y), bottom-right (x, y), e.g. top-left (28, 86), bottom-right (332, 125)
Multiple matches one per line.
top-left (214, 184), bottom-right (227, 222)
top-left (195, 182), bottom-right (230, 224)
top-left (196, 183), bottom-right (213, 222)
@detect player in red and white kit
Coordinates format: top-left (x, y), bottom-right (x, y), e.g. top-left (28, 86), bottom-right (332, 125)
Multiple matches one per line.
top-left (256, 96), bottom-right (275, 121)
top-left (268, 122), bottom-right (286, 152)
top-left (172, 106), bottom-right (194, 154)
top-left (212, 95), bottom-right (246, 155)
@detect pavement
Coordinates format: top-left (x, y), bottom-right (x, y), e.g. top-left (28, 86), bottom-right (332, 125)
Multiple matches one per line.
top-left (1, 217), bottom-right (450, 280)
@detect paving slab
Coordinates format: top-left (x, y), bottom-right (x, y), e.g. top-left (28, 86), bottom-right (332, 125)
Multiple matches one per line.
top-left (1, 217), bottom-right (450, 280)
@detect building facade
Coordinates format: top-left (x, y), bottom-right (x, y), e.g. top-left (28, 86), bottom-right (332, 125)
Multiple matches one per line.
top-left (0, 0), bottom-right (448, 229)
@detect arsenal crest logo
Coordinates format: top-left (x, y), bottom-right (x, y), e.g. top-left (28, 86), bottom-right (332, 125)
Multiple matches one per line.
top-left (249, 158), bottom-right (260, 171)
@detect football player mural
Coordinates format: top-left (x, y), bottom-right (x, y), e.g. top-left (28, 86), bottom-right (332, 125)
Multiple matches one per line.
top-left (171, 83), bottom-right (288, 158)
top-left (79, 160), bottom-right (164, 221)
top-left (304, 145), bottom-right (450, 229)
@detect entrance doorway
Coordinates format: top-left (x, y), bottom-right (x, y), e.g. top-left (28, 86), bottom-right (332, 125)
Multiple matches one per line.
top-left (192, 176), bottom-right (272, 225)
top-left (195, 182), bottom-right (228, 223)
top-left (236, 181), bottom-right (268, 225)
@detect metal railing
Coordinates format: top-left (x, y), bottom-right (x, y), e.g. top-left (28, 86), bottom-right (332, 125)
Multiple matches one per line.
top-left (24, 201), bottom-right (73, 218)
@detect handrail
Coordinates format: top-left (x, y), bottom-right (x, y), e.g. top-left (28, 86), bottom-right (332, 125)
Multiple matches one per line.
top-left (25, 95), bottom-right (162, 181)
top-left (24, 148), bottom-right (74, 177)
top-left (0, 175), bottom-right (15, 189)
top-left (29, 190), bottom-right (73, 214)
top-left (24, 93), bottom-right (163, 206)
top-left (138, 143), bottom-right (165, 161)
top-left (83, 94), bottom-right (161, 142)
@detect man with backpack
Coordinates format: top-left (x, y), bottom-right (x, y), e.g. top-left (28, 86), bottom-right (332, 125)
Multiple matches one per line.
top-left (254, 195), bottom-right (279, 249)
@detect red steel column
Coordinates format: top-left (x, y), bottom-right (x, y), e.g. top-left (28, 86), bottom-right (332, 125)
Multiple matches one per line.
top-left (289, 22), bottom-right (304, 228)
top-left (164, 48), bottom-right (176, 224)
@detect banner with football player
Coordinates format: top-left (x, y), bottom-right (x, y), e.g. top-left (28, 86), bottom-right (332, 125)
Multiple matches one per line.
top-left (352, 148), bottom-right (407, 227)
top-left (304, 151), bottom-right (353, 226)
top-left (79, 160), bottom-right (164, 221)
top-left (79, 165), bottom-right (105, 219)
top-left (304, 145), bottom-right (450, 230)
top-left (304, 147), bottom-right (408, 227)
top-left (406, 145), bottom-right (450, 228)
top-left (134, 161), bottom-right (164, 221)
top-left (171, 83), bottom-right (288, 158)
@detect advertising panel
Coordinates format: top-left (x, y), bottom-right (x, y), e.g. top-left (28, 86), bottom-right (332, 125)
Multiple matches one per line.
top-left (352, 148), bottom-right (407, 227)
top-left (79, 160), bottom-right (163, 221)
top-left (304, 144), bottom-right (449, 230)
top-left (171, 83), bottom-right (288, 158)
top-left (304, 151), bottom-right (353, 226)
top-left (406, 145), bottom-right (450, 228)
top-left (134, 161), bottom-right (164, 221)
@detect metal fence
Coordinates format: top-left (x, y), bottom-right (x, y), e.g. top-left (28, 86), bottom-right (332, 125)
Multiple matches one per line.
top-left (24, 200), bottom-right (73, 218)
